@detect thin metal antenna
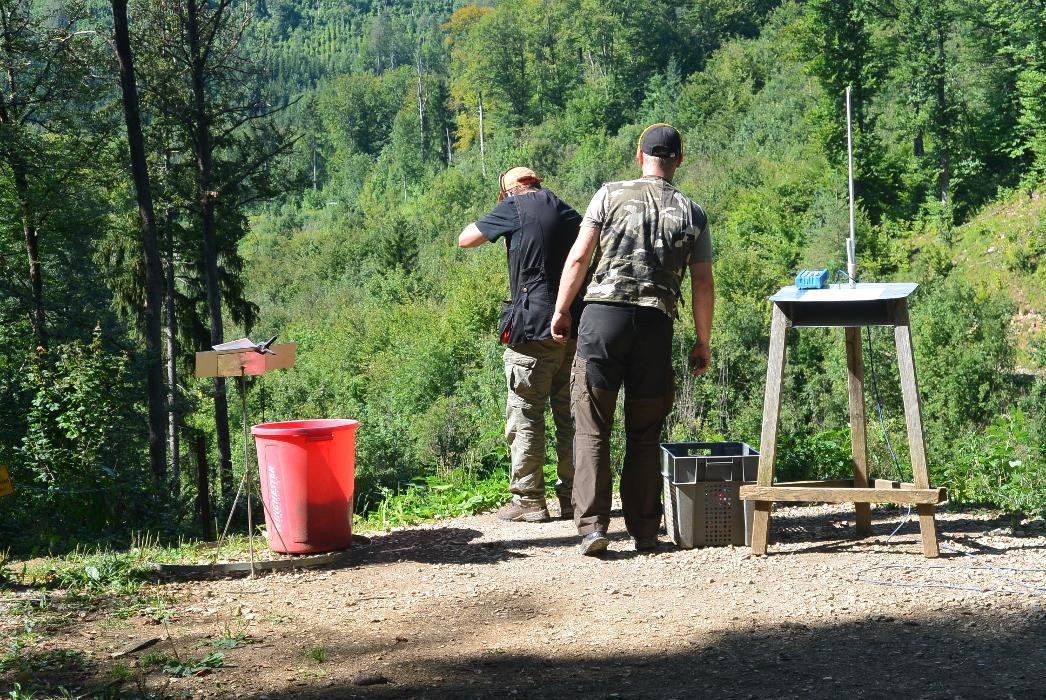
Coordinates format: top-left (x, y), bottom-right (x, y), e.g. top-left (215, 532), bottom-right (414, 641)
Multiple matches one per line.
top-left (846, 86), bottom-right (858, 287)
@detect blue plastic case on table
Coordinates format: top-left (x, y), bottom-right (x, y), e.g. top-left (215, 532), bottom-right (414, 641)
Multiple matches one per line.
top-left (794, 269), bottom-right (829, 289)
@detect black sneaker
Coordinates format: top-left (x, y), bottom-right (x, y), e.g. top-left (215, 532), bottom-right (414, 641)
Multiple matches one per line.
top-left (634, 536), bottom-right (659, 552)
top-left (578, 531), bottom-right (609, 556)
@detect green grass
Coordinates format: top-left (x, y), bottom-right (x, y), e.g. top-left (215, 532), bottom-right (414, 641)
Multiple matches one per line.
top-left (138, 651), bottom-right (175, 671)
top-left (302, 646), bottom-right (328, 664)
top-left (207, 619), bottom-right (253, 650)
top-left (354, 466), bottom-right (511, 531)
top-left (161, 651), bottom-right (224, 677)
top-left (52, 551), bottom-right (153, 595)
top-left (0, 647), bottom-right (89, 678)
top-left (0, 550), bottom-right (14, 591)
top-left (920, 188), bottom-right (1046, 365)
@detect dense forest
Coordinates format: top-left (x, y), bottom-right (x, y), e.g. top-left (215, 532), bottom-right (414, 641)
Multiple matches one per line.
top-left (1, 0), bottom-right (1043, 552)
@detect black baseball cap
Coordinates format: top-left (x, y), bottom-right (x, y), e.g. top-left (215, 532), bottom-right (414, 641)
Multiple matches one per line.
top-left (639, 123), bottom-right (682, 158)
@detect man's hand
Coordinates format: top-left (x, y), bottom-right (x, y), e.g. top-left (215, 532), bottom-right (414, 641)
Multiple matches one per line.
top-left (688, 342), bottom-right (711, 376)
top-left (551, 309), bottom-right (572, 344)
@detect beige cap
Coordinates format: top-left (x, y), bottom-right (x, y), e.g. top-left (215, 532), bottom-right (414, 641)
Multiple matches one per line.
top-left (498, 166), bottom-right (542, 201)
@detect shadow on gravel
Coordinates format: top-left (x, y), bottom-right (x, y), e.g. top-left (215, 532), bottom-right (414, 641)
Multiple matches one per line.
top-left (249, 609), bottom-right (1046, 700)
top-left (341, 527), bottom-right (529, 567)
top-left (341, 519), bottom-right (643, 567)
top-left (768, 507), bottom-right (1046, 556)
top-left (339, 509), bottom-right (1042, 570)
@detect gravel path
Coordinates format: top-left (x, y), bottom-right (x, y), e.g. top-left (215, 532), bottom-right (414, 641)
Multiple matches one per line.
top-left (4, 504), bottom-right (1045, 699)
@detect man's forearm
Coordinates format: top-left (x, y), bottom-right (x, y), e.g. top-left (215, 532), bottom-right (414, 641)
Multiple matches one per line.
top-left (555, 224), bottom-right (599, 313)
top-left (690, 262), bottom-right (714, 346)
top-left (458, 223), bottom-right (486, 248)
top-left (556, 258), bottom-right (588, 313)
top-left (693, 289), bottom-right (713, 347)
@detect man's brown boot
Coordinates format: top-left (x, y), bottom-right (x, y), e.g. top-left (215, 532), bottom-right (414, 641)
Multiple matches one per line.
top-left (496, 501), bottom-right (550, 522)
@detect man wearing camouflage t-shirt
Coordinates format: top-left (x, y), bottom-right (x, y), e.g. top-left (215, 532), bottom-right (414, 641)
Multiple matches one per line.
top-left (551, 124), bottom-right (714, 555)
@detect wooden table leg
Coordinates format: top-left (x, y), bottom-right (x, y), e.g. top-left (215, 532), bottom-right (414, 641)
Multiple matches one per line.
top-left (894, 306), bottom-right (940, 558)
top-left (751, 304), bottom-right (789, 555)
top-left (845, 327), bottom-right (872, 536)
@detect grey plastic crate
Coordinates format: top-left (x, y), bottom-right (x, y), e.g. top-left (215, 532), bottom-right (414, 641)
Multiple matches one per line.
top-left (660, 442), bottom-right (759, 548)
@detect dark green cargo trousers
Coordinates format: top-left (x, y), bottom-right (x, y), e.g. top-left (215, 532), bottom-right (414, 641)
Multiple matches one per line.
top-left (570, 303), bottom-right (674, 539)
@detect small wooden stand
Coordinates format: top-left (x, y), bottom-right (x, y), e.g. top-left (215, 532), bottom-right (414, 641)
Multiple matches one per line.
top-left (739, 283), bottom-right (945, 558)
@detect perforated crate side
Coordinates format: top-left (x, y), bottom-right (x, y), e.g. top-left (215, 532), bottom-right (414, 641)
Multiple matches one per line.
top-left (663, 477), bottom-right (681, 547)
top-left (663, 479), bottom-right (749, 548)
top-left (700, 482), bottom-right (738, 547)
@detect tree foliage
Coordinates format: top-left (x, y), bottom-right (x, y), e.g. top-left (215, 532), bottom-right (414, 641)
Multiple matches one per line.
top-left (0, 0), bottom-right (1044, 553)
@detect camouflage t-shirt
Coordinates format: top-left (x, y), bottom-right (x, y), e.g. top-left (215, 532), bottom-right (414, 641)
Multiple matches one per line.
top-left (581, 177), bottom-right (712, 317)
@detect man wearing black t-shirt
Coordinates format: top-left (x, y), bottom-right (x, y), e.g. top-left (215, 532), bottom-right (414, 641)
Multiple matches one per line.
top-left (458, 167), bottom-right (584, 523)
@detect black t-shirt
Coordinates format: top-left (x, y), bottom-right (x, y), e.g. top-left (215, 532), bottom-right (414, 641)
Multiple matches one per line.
top-left (475, 189), bottom-right (583, 344)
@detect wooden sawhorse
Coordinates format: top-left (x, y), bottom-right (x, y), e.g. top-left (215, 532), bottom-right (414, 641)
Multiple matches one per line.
top-left (739, 283), bottom-right (946, 558)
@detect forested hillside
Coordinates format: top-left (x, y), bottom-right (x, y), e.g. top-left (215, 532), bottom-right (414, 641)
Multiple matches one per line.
top-left (1, 0), bottom-right (1043, 552)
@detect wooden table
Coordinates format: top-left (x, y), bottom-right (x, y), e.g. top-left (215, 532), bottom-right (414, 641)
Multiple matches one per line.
top-left (739, 283), bottom-right (945, 558)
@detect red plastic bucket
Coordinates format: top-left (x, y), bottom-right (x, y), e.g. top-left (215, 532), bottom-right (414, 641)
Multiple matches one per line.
top-left (251, 419), bottom-right (358, 554)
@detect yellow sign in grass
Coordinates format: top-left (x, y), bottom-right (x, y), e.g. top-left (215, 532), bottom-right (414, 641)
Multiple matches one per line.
top-left (0, 465), bottom-right (13, 498)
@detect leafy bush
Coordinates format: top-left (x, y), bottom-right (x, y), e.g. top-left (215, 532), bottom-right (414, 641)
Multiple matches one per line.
top-left (163, 652), bottom-right (224, 677)
top-left (775, 427), bottom-right (855, 482)
top-left (54, 550), bottom-right (153, 595)
top-left (358, 468), bottom-right (508, 530)
top-left (937, 411), bottom-right (1045, 516)
top-left (913, 279), bottom-right (1015, 435)
top-left (0, 330), bottom-right (151, 552)
top-left (1005, 218), bottom-right (1044, 273)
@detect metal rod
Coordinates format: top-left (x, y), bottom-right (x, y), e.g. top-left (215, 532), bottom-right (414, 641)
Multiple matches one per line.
top-left (240, 371), bottom-right (255, 578)
top-left (213, 460), bottom-right (248, 565)
top-left (846, 86), bottom-right (858, 287)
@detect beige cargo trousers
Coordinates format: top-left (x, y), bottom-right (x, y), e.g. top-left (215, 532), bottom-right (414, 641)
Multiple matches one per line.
top-left (503, 338), bottom-right (577, 506)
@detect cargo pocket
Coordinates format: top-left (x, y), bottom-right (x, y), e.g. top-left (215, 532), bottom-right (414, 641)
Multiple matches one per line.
top-left (504, 350), bottom-right (538, 403)
top-left (570, 355), bottom-right (597, 437)
top-left (569, 354), bottom-right (587, 411)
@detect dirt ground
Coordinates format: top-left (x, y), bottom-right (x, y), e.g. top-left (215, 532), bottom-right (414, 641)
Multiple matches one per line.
top-left (3, 503), bottom-right (1045, 699)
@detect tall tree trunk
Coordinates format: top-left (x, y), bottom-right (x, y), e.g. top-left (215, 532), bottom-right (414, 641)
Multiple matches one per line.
top-left (164, 216), bottom-right (180, 495)
top-left (194, 432), bottom-right (213, 539)
top-left (935, 25), bottom-right (950, 205)
top-left (913, 102), bottom-right (924, 157)
top-left (415, 53), bottom-right (425, 163)
top-left (0, 64), bottom-right (46, 347)
top-left (12, 169), bottom-right (46, 350)
top-left (938, 148), bottom-right (950, 205)
top-left (187, 0), bottom-right (233, 500)
top-left (478, 91), bottom-right (486, 177)
top-left (111, 0), bottom-right (167, 486)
